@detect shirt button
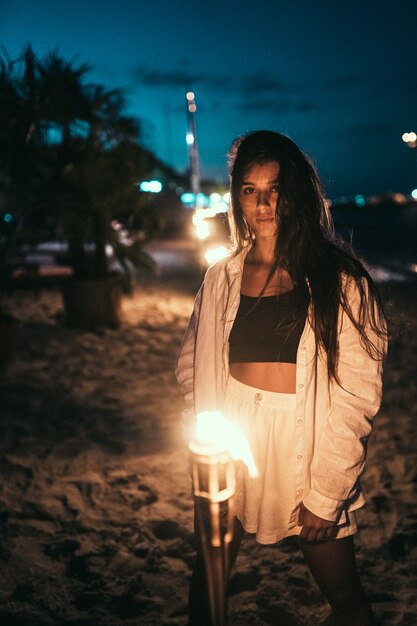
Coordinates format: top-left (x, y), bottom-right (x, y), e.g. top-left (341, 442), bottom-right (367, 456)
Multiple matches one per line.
top-left (301, 347), bottom-right (306, 352)
top-left (297, 419), bottom-right (303, 424)
top-left (296, 488), bottom-right (303, 495)
top-left (297, 454), bottom-right (303, 460)
top-left (298, 384), bottom-right (304, 389)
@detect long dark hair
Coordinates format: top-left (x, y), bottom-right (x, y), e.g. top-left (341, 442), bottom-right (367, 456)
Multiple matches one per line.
top-left (228, 130), bottom-right (386, 382)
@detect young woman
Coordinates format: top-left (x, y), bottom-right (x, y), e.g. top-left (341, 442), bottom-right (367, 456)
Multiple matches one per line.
top-left (176, 131), bottom-right (387, 625)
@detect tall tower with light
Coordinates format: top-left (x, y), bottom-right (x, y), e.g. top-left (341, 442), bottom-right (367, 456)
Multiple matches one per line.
top-left (185, 90), bottom-right (201, 201)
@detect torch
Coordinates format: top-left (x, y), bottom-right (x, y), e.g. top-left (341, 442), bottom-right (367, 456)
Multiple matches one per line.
top-left (189, 411), bottom-right (257, 626)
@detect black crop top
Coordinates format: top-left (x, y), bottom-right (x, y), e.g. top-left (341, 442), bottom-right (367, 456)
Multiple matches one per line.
top-left (229, 285), bottom-right (309, 364)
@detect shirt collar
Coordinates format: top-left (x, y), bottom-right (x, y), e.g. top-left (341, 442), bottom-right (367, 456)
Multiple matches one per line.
top-left (225, 245), bottom-right (252, 277)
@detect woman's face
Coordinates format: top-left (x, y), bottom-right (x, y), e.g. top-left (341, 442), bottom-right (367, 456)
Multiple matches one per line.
top-left (238, 161), bottom-right (280, 241)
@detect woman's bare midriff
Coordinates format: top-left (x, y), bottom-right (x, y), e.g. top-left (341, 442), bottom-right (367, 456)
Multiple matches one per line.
top-left (229, 362), bottom-right (296, 393)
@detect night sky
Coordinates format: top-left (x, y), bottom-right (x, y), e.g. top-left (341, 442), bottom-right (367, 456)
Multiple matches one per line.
top-left (2, 0), bottom-right (417, 198)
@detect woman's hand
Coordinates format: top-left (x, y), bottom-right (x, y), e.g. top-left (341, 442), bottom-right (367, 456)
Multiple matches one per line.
top-left (298, 503), bottom-right (336, 543)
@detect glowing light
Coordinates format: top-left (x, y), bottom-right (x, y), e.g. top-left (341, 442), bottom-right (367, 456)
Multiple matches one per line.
top-left (204, 245), bottom-right (229, 266)
top-left (210, 200), bottom-right (228, 214)
top-left (196, 192), bottom-right (208, 207)
top-left (222, 192), bottom-right (230, 203)
top-left (192, 209), bottom-right (211, 239)
top-left (186, 132), bottom-right (194, 145)
top-left (45, 124), bottom-right (63, 144)
top-left (355, 194), bottom-right (366, 207)
top-left (3, 213), bottom-right (13, 223)
top-left (139, 180), bottom-right (162, 193)
top-left (188, 103), bottom-right (196, 113)
top-left (196, 220), bottom-right (210, 240)
top-left (392, 193), bottom-right (407, 204)
top-left (208, 193), bottom-right (228, 213)
top-left (186, 91), bottom-right (195, 101)
top-left (192, 411), bottom-right (258, 477)
top-left (181, 192), bottom-right (195, 204)
top-left (402, 131), bottom-right (417, 146)
top-left (193, 208), bottom-right (216, 221)
top-left (411, 189), bottom-right (417, 199)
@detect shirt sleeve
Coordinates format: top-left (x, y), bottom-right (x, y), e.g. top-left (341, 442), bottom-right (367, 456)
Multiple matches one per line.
top-left (175, 285), bottom-right (203, 435)
top-left (303, 277), bottom-right (388, 522)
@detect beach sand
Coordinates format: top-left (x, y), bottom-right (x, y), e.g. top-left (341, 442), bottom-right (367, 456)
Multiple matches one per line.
top-left (0, 241), bottom-right (416, 625)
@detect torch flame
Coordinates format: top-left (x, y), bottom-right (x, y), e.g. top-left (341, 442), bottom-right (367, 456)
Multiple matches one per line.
top-left (192, 411), bottom-right (258, 478)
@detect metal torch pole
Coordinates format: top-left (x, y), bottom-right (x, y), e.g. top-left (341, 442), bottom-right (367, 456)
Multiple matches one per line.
top-left (189, 441), bottom-right (236, 626)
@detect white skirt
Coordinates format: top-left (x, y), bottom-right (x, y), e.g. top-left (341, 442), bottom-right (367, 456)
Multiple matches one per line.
top-left (224, 375), bottom-right (357, 544)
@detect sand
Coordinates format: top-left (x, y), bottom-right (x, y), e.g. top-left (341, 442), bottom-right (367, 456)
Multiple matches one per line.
top-left (0, 241), bottom-right (416, 626)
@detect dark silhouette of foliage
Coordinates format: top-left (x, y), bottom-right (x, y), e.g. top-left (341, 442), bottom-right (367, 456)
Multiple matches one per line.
top-left (0, 44), bottom-right (156, 284)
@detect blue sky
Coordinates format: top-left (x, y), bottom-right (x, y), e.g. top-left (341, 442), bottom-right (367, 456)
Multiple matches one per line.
top-left (2, 0), bottom-right (417, 197)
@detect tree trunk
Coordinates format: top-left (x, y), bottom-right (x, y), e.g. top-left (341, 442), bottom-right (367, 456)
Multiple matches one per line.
top-left (93, 213), bottom-right (109, 280)
top-left (0, 315), bottom-right (20, 374)
top-left (61, 278), bottom-right (121, 328)
top-left (68, 235), bottom-right (87, 280)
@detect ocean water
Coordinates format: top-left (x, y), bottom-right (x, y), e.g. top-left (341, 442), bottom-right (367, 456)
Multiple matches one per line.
top-left (331, 201), bottom-right (417, 282)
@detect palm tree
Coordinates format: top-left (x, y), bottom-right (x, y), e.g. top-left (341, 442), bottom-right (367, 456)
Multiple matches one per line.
top-left (0, 45), bottom-right (91, 274)
top-left (0, 44), bottom-right (155, 287)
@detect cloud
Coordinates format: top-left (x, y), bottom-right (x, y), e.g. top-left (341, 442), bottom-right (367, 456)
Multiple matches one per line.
top-left (240, 98), bottom-right (317, 115)
top-left (132, 65), bottom-right (290, 95)
top-left (323, 74), bottom-right (366, 90)
top-left (306, 121), bottom-right (398, 141)
top-left (133, 65), bottom-right (207, 88)
top-left (239, 72), bottom-right (289, 95)
top-left (131, 64), bottom-right (318, 115)
top-left (133, 66), bottom-right (238, 91)
top-left (347, 122), bottom-right (398, 135)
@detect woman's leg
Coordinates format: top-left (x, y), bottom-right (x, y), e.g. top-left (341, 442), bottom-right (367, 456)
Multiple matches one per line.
top-left (188, 514), bottom-right (245, 626)
top-left (299, 536), bottom-right (374, 626)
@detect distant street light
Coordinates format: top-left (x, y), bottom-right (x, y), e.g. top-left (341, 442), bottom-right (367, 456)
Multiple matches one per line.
top-left (402, 132), bottom-right (417, 196)
top-left (402, 131), bottom-right (417, 148)
top-left (185, 90), bottom-right (200, 202)
top-left (138, 180), bottom-right (163, 193)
